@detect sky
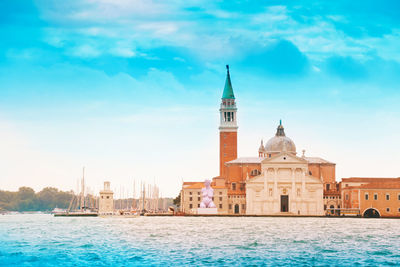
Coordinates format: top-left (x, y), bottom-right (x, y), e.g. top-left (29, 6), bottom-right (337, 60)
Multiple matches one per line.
top-left (1, 0), bottom-right (400, 197)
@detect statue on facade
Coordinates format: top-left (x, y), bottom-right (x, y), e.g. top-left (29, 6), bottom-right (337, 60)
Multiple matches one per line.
top-left (200, 179), bottom-right (216, 208)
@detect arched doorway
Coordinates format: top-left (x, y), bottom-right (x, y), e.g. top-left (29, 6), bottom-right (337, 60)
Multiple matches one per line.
top-left (330, 205), bottom-right (334, 215)
top-left (363, 208), bottom-right (380, 218)
top-left (234, 204), bottom-right (239, 214)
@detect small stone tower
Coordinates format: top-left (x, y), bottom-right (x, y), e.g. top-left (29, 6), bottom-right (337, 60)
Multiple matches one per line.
top-left (99, 181), bottom-right (114, 215)
top-left (219, 65), bottom-right (238, 178)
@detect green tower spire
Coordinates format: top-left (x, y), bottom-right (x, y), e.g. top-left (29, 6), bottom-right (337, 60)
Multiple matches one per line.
top-left (222, 65), bottom-right (235, 99)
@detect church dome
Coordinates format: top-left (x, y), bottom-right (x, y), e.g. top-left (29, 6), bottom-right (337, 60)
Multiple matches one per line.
top-left (265, 121), bottom-right (296, 155)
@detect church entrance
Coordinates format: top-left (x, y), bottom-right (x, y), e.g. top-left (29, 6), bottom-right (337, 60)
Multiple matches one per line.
top-left (234, 204), bottom-right (239, 214)
top-left (280, 195), bottom-right (289, 212)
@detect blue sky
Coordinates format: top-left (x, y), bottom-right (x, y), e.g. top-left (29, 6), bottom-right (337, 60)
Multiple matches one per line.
top-left (1, 0), bottom-right (400, 197)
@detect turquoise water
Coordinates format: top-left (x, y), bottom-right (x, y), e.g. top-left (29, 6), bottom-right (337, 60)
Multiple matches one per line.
top-left (1, 215), bottom-right (399, 266)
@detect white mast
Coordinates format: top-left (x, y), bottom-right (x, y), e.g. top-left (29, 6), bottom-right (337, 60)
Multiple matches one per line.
top-left (80, 167), bottom-right (85, 211)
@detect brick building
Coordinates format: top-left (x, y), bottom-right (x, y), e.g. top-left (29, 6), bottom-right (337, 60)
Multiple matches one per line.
top-left (341, 177), bottom-right (400, 218)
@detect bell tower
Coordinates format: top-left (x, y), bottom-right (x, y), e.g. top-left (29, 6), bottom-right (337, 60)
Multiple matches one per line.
top-left (219, 65), bottom-right (238, 177)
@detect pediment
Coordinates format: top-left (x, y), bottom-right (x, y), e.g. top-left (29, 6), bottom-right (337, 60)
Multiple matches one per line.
top-left (261, 152), bottom-right (308, 164)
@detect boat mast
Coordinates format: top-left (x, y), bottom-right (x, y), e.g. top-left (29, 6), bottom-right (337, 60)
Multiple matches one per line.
top-left (81, 167), bottom-right (85, 211)
top-left (142, 182), bottom-right (145, 213)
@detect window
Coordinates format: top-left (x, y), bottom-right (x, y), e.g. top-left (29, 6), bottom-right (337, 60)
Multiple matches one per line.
top-left (189, 197), bottom-right (192, 201)
top-left (386, 208), bottom-right (390, 212)
top-left (219, 197), bottom-right (222, 201)
top-left (198, 192), bottom-right (200, 195)
top-left (386, 194), bottom-right (390, 200)
top-left (229, 204), bottom-right (232, 210)
top-left (219, 204), bottom-right (222, 209)
top-left (374, 194), bottom-right (378, 200)
top-left (101, 196), bottom-right (104, 199)
top-left (345, 194), bottom-right (349, 200)
top-left (240, 184), bottom-right (245, 191)
top-left (198, 197), bottom-right (200, 201)
top-left (232, 183), bottom-right (236, 190)
top-left (242, 204), bottom-right (245, 210)
top-left (324, 205), bottom-right (327, 210)
top-left (269, 188), bottom-right (273, 197)
top-left (198, 204), bottom-right (200, 208)
top-left (106, 196), bottom-right (109, 199)
top-left (365, 193), bottom-right (369, 200)
top-left (398, 194), bottom-right (400, 200)
top-left (326, 184), bottom-right (330, 191)
top-left (398, 208), bottom-right (400, 212)
top-left (212, 197), bottom-right (214, 201)
top-left (189, 204), bottom-right (193, 209)
top-left (189, 192), bottom-right (192, 195)
top-left (219, 192), bottom-right (222, 195)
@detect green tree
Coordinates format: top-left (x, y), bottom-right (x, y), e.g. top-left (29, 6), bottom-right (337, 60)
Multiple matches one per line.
top-left (173, 192), bottom-right (181, 207)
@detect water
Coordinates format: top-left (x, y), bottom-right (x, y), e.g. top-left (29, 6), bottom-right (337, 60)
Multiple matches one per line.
top-left (0, 215), bottom-right (399, 266)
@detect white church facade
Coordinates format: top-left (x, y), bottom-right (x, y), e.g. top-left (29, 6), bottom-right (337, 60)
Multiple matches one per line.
top-left (246, 152), bottom-right (324, 216)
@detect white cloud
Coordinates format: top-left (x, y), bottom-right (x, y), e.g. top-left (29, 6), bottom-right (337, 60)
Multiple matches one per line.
top-left (70, 44), bottom-right (101, 58)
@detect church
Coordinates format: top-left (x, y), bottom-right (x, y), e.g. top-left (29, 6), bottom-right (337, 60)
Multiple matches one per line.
top-left (180, 66), bottom-right (339, 216)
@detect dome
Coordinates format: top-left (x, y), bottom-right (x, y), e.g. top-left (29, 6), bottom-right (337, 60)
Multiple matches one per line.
top-left (264, 121), bottom-right (296, 155)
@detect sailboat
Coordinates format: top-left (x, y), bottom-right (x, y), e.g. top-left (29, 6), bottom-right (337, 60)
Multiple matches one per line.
top-left (54, 168), bottom-right (98, 217)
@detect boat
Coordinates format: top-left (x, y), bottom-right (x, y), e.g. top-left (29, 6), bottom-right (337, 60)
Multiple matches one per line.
top-left (54, 168), bottom-right (98, 217)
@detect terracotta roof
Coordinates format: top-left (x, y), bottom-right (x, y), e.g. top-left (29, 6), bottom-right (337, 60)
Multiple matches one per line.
top-left (184, 182), bottom-right (227, 189)
top-left (341, 177), bottom-right (400, 183)
top-left (226, 157), bottom-right (264, 164)
top-left (305, 157), bottom-right (335, 164)
top-left (359, 182), bottom-right (400, 189)
top-left (226, 156), bottom-right (335, 165)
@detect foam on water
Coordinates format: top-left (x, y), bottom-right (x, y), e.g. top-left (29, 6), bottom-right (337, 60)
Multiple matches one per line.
top-left (0, 214), bottom-right (399, 266)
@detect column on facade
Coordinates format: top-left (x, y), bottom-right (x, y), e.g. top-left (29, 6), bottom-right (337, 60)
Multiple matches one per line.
top-left (273, 168), bottom-right (278, 199)
top-left (273, 167), bottom-right (279, 213)
top-left (301, 167), bottom-right (307, 214)
top-left (247, 188), bottom-right (252, 214)
top-left (291, 168), bottom-right (296, 213)
top-left (264, 168), bottom-right (268, 200)
top-left (291, 168), bottom-right (296, 195)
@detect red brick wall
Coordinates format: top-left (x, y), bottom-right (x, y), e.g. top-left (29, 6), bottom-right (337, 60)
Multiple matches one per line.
top-left (225, 163), bottom-right (261, 195)
top-left (359, 189), bottom-right (400, 217)
top-left (308, 164), bottom-right (336, 183)
top-left (219, 131), bottom-right (237, 177)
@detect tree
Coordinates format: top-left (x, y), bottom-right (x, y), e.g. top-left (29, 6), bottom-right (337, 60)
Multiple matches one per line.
top-left (0, 187), bottom-right (73, 212)
top-left (173, 192), bottom-right (181, 207)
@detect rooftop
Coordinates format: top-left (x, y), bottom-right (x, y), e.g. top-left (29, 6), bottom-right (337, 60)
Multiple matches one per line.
top-left (304, 157), bottom-right (335, 164)
top-left (222, 65), bottom-right (235, 99)
top-left (341, 177), bottom-right (400, 183)
top-left (183, 182), bottom-right (227, 189)
top-left (226, 157), bottom-right (265, 164)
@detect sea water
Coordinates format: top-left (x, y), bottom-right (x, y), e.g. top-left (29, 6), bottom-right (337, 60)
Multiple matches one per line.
top-left (0, 214), bottom-right (399, 266)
